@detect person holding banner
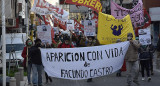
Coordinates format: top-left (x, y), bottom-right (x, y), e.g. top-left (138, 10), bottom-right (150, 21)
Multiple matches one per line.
top-left (30, 38), bottom-right (43, 86)
top-left (86, 36), bottom-right (100, 82)
top-left (21, 39), bottom-right (33, 85)
top-left (52, 33), bottom-right (62, 48)
top-left (58, 35), bottom-right (74, 48)
top-left (125, 33), bottom-right (140, 86)
top-left (116, 39), bottom-right (126, 77)
top-left (45, 43), bottom-right (53, 84)
top-left (79, 34), bottom-right (87, 47)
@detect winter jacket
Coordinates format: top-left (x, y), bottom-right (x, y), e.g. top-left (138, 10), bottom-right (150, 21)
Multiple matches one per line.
top-left (139, 45), bottom-right (150, 60)
top-left (139, 44), bottom-right (155, 60)
top-left (30, 46), bottom-right (42, 65)
top-left (125, 40), bottom-right (140, 61)
top-left (21, 47), bottom-right (31, 67)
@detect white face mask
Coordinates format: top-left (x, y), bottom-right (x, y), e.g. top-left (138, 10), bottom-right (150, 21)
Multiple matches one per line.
top-left (127, 37), bottom-right (132, 40)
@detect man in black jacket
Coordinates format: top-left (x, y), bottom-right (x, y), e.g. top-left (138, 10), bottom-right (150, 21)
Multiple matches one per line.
top-left (30, 38), bottom-right (43, 86)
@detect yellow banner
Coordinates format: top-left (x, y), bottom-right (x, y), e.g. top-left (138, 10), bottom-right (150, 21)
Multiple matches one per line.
top-left (97, 12), bottom-right (135, 44)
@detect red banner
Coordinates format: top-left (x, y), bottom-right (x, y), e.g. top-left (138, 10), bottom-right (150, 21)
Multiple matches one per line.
top-left (65, 0), bottom-right (102, 13)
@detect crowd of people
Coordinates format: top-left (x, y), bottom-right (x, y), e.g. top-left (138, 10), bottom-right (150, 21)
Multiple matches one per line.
top-left (21, 32), bottom-right (160, 86)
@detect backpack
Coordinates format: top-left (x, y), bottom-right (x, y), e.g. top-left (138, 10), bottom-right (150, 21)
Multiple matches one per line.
top-left (139, 45), bottom-right (151, 59)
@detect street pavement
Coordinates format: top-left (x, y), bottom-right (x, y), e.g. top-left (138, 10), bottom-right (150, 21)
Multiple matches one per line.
top-left (44, 69), bottom-right (160, 86)
top-left (22, 58), bottom-right (160, 86)
top-left (41, 61), bottom-right (160, 86)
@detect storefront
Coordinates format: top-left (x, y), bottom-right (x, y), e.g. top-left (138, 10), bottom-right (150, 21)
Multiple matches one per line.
top-left (150, 7), bottom-right (160, 46)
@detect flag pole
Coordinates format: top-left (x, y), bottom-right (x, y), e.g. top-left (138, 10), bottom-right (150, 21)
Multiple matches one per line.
top-left (25, 0), bottom-right (29, 68)
top-left (1, 0), bottom-right (6, 86)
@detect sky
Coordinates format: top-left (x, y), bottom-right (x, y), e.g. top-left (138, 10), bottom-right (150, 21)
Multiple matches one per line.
top-left (46, 0), bottom-right (59, 5)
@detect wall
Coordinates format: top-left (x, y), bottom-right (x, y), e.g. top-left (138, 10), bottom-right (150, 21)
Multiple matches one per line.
top-left (143, 0), bottom-right (160, 11)
top-left (0, 0), bottom-right (15, 19)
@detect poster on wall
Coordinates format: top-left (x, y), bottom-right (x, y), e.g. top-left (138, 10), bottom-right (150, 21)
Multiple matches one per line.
top-left (37, 25), bottom-right (52, 44)
top-left (67, 20), bottom-right (74, 30)
top-left (84, 20), bottom-right (96, 36)
top-left (138, 28), bottom-right (151, 45)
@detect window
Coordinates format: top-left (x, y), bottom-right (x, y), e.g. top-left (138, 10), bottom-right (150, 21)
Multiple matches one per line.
top-left (6, 44), bottom-right (25, 53)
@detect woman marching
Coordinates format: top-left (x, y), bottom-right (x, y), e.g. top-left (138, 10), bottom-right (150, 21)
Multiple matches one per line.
top-left (21, 39), bottom-right (33, 85)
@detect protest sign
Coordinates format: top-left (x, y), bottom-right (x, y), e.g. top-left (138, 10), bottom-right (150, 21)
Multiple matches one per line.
top-left (138, 28), bottom-right (151, 45)
top-left (84, 20), bottom-right (96, 36)
top-left (97, 12), bottom-right (135, 44)
top-left (37, 25), bottom-right (52, 44)
top-left (31, 0), bottom-right (69, 20)
top-left (41, 41), bottom-right (130, 80)
top-left (139, 35), bottom-right (151, 45)
top-left (138, 28), bottom-right (150, 35)
top-left (67, 20), bottom-right (75, 30)
top-left (65, 0), bottom-right (102, 13)
top-left (111, 0), bottom-right (144, 28)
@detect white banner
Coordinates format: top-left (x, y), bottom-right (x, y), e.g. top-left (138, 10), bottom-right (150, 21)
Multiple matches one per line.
top-left (41, 41), bottom-right (130, 80)
top-left (31, 0), bottom-right (69, 20)
top-left (138, 28), bottom-right (151, 45)
top-left (37, 25), bottom-right (52, 44)
top-left (84, 20), bottom-right (96, 36)
top-left (67, 20), bottom-right (74, 30)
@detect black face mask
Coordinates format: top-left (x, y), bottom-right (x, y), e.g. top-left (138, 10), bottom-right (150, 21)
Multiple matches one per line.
top-left (36, 43), bottom-right (41, 47)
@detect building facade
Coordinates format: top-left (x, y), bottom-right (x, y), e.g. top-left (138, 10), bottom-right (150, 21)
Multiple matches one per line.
top-left (0, 0), bottom-right (31, 34)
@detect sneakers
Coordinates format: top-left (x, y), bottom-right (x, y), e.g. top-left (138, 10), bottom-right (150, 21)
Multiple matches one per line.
top-left (142, 77), bottom-right (145, 81)
top-left (116, 73), bottom-right (121, 77)
top-left (148, 77), bottom-right (151, 82)
top-left (151, 72), bottom-right (154, 75)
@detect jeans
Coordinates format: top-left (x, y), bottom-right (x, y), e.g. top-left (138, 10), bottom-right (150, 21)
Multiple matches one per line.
top-left (32, 64), bottom-right (43, 85)
top-left (149, 58), bottom-right (153, 72)
top-left (27, 62), bottom-right (32, 84)
top-left (140, 60), bottom-right (150, 77)
top-left (126, 61), bottom-right (139, 85)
